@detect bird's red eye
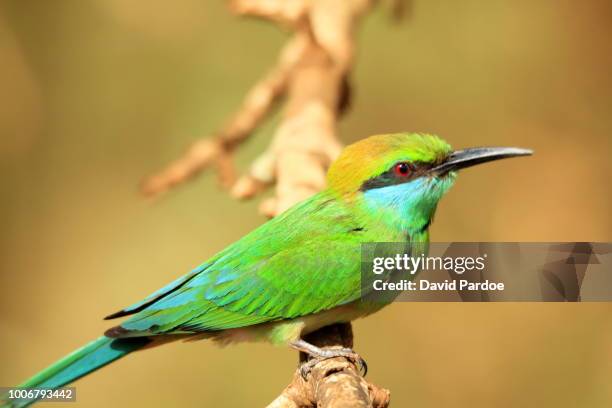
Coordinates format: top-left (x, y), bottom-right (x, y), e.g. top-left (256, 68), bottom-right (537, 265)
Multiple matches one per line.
top-left (394, 162), bottom-right (412, 177)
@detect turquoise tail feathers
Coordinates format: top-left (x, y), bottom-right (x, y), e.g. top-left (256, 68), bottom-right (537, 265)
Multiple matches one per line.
top-left (3, 336), bottom-right (150, 407)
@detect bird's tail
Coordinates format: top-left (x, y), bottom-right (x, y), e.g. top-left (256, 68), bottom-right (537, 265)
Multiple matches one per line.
top-left (2, 336), bottom-right (151, 408)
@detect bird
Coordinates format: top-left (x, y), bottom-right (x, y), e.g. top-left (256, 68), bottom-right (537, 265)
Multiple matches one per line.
top-left (3, 133), bottom-right (532, 407)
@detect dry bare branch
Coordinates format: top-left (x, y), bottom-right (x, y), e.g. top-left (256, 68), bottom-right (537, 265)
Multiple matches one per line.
top-left (141, 34), bottom-right (306, 196)
top-left (267, 324), bottom-right (390, 408)
top-left (141, 1), bottom-right (395, 405)
top-left (141, 0), bottom-right (375, 215)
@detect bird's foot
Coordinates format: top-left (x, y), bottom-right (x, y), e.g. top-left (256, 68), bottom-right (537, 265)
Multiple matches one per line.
top-left (290, 339), bottom-right (368, 379)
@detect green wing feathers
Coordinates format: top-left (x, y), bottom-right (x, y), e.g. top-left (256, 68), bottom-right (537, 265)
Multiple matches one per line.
top-left (106, 192), bottom-right (366, 337)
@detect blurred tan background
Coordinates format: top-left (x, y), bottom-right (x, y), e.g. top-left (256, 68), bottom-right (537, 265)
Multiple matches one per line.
top-left (1, 1), bottom-right (612, 407)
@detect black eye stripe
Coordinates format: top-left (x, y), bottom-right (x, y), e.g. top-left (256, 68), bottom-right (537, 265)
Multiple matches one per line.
top-left (360, 161), bottom-right (432, 191)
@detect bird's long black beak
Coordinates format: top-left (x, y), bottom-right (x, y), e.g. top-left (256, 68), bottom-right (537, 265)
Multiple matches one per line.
top-left (431, 147), bottom-right (533, 176)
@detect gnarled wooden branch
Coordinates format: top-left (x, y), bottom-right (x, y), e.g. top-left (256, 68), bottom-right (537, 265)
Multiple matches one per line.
top-left (141, 0), bottom-right (377, 216)
top-left (267, 324), bottom-right (390, 408)
top-left (141, 1), bottom-right (399, 404)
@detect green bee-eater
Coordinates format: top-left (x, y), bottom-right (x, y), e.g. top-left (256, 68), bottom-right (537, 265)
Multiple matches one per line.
top-left (4, 133), bottom-right (531, 406)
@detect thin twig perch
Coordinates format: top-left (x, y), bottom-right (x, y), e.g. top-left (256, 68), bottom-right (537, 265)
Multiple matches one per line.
top-left (141, 0), bottom-right (378, 216)
top-left (142, 1), bottom-right (398, 405)
top-left (267, 324), bottom-right (390, 408)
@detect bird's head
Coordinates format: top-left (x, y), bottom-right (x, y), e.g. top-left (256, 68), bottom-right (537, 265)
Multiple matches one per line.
top-left (327, 133), bottom-right (532, 235)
